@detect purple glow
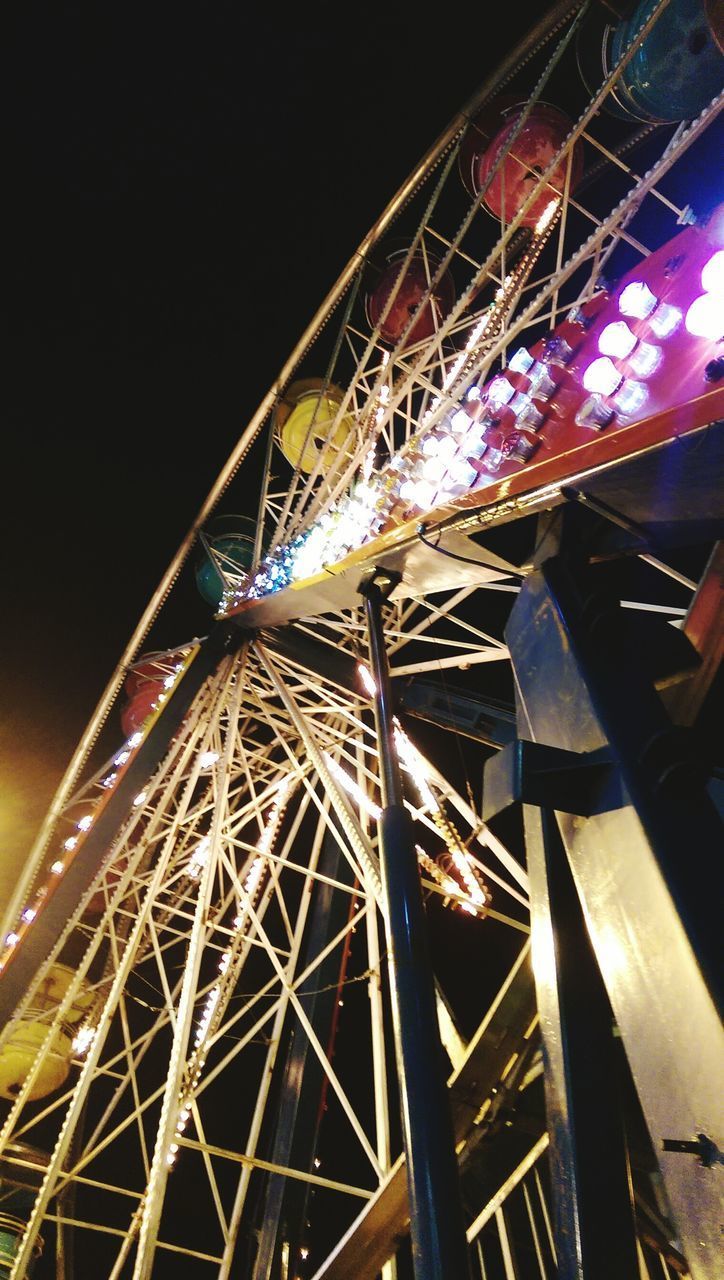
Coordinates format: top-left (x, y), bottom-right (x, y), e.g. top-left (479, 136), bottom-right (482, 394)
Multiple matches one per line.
top-left (685, 292), bottom-right (723, 340)
top-left (582, 357), bottom-right (623, 396)
top-left (599, 321), bottom-right (637, 359)
top-left (628, 341), bottom-right (662, 378)
top-left (612, 380), bottom-right (647, 415)
top-left (701, 249), bottom-right (724, 295)
top-left (619, 281), bottom-right (657, 319)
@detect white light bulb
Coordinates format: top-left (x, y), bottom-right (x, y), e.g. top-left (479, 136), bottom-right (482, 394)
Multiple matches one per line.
top-left (612, 380), bottom-right (648, 415)
top-left (508, 347), bottom-right (534, 375)
top-left (575, 395), bottom-right (615, 431)
top-left (619, 281), bottom-right (657, 319)
top-left (400, 479), bottom-right (436, 508)
top-left (509, 392), bottom-right (544, 431)
top-left (628, 341), bottom-right (662, 378)
top-left (461, 430), bottom-right (487, 459)
top-left (647, 302), bottom-right (681, 338)
top-left (450, 408), bottom-right (473, 432)
top-left (447, 459), bottom-right (478, 487)
top-left (487, 376), bottom-right (515, 408)
top-left (701, 249), bottom-right (724, 295)
top-left (542, 334), bottom-right (575, 366)
top-left (598, 321), bottom-right (637, 359)
top-left (437, 434), bottom-right (458, 461)
top-left (527, 362), bottom-right (557, 399)
top-left (582, 357), bottom-right (623, 396)
top-left (422, 456), bottom-right (446, 483)
top-left (357, 664), bottom-right (377, 696)
top-left (685, 292), bottom-right (723, 340)
top-left (421, 434), bottom-right (443, 457)
top-left (484, 446), bottom-right (504, 472)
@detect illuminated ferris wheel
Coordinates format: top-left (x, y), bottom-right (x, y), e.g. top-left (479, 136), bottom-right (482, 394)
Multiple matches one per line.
top-left (1, 3), bottom-right (722, 1278)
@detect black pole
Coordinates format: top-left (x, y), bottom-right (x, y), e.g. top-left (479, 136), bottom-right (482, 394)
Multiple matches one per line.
top-left (361, 569), bottom-right (473, 1280)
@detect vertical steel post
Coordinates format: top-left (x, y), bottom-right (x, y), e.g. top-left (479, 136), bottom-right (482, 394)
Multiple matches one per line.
top-left (506, 552), bottom-right (724, 1279)
top-left (524, 803), bottom-right (640, 1279)
top-left (361, 570), bottom-right (473, 1280)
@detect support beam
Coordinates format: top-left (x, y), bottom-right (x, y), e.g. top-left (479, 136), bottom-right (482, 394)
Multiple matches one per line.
top-left (360, 569), bottom-right (473, 1280)
top-left (506, 555), bottom-right (724, 1279)
top-left (524, 804), bottom-right (639, 1279)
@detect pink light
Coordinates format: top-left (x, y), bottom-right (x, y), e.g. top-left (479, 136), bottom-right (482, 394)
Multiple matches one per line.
top-left (598, 321), bottom-right (637, 359)
top-left (648, 302), bottom-right (681, 338)
top-left (701, 249), bottom-right (724, 295)
top-left (628, 341), bottom-right (662, 378)
top-left (612, 380), bottom-right (647, 415)
top-left (619, 281), bottom-right (657, 319)
top-left (685, 293), bottom-right (723, 340)
top-left (582, 357), bottom-right (623, 396)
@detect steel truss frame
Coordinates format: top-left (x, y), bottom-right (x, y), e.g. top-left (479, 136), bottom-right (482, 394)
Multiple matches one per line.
top-left (1, 3), bottom-right (722, 1277)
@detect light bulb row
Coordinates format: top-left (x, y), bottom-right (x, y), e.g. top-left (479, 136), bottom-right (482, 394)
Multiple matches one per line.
top-left (0, 656), bottom-right (195, 973)
top-left (226, 216), bottom-right (565, 612)
top-left (0, 731), bottom-right (146, 971)
top-left (168, 781), bottom-right (292, 1168)
top-left (416, 845), bottom-right (487, 918)
top-left (221, 246), bottom-right (722, 609)
top-left (393, 722), bottom-right (491, 914)
top-left (231, 353), bottom-right (560, 606)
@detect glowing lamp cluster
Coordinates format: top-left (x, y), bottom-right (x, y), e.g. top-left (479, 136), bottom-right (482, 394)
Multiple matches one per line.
top-left (685, 250), bottom-right (724, 339)
top-left (227, 208), bottom-right (568, 610)
top-left (576, 274), bottom-right (689, 430)
top-left (222, 224), bottom-right (724, 612)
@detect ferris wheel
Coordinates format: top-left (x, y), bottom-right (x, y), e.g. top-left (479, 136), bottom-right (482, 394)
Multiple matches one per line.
top-left (1, 3), bottom-right (723, 1278)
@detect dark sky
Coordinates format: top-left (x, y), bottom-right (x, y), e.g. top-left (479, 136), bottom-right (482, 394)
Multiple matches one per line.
top-left (1, 2), bottom-right (546, 863)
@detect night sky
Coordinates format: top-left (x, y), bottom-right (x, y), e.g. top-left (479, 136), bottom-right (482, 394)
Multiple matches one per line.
top-left (1, 3), bottom-right (540, 865)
